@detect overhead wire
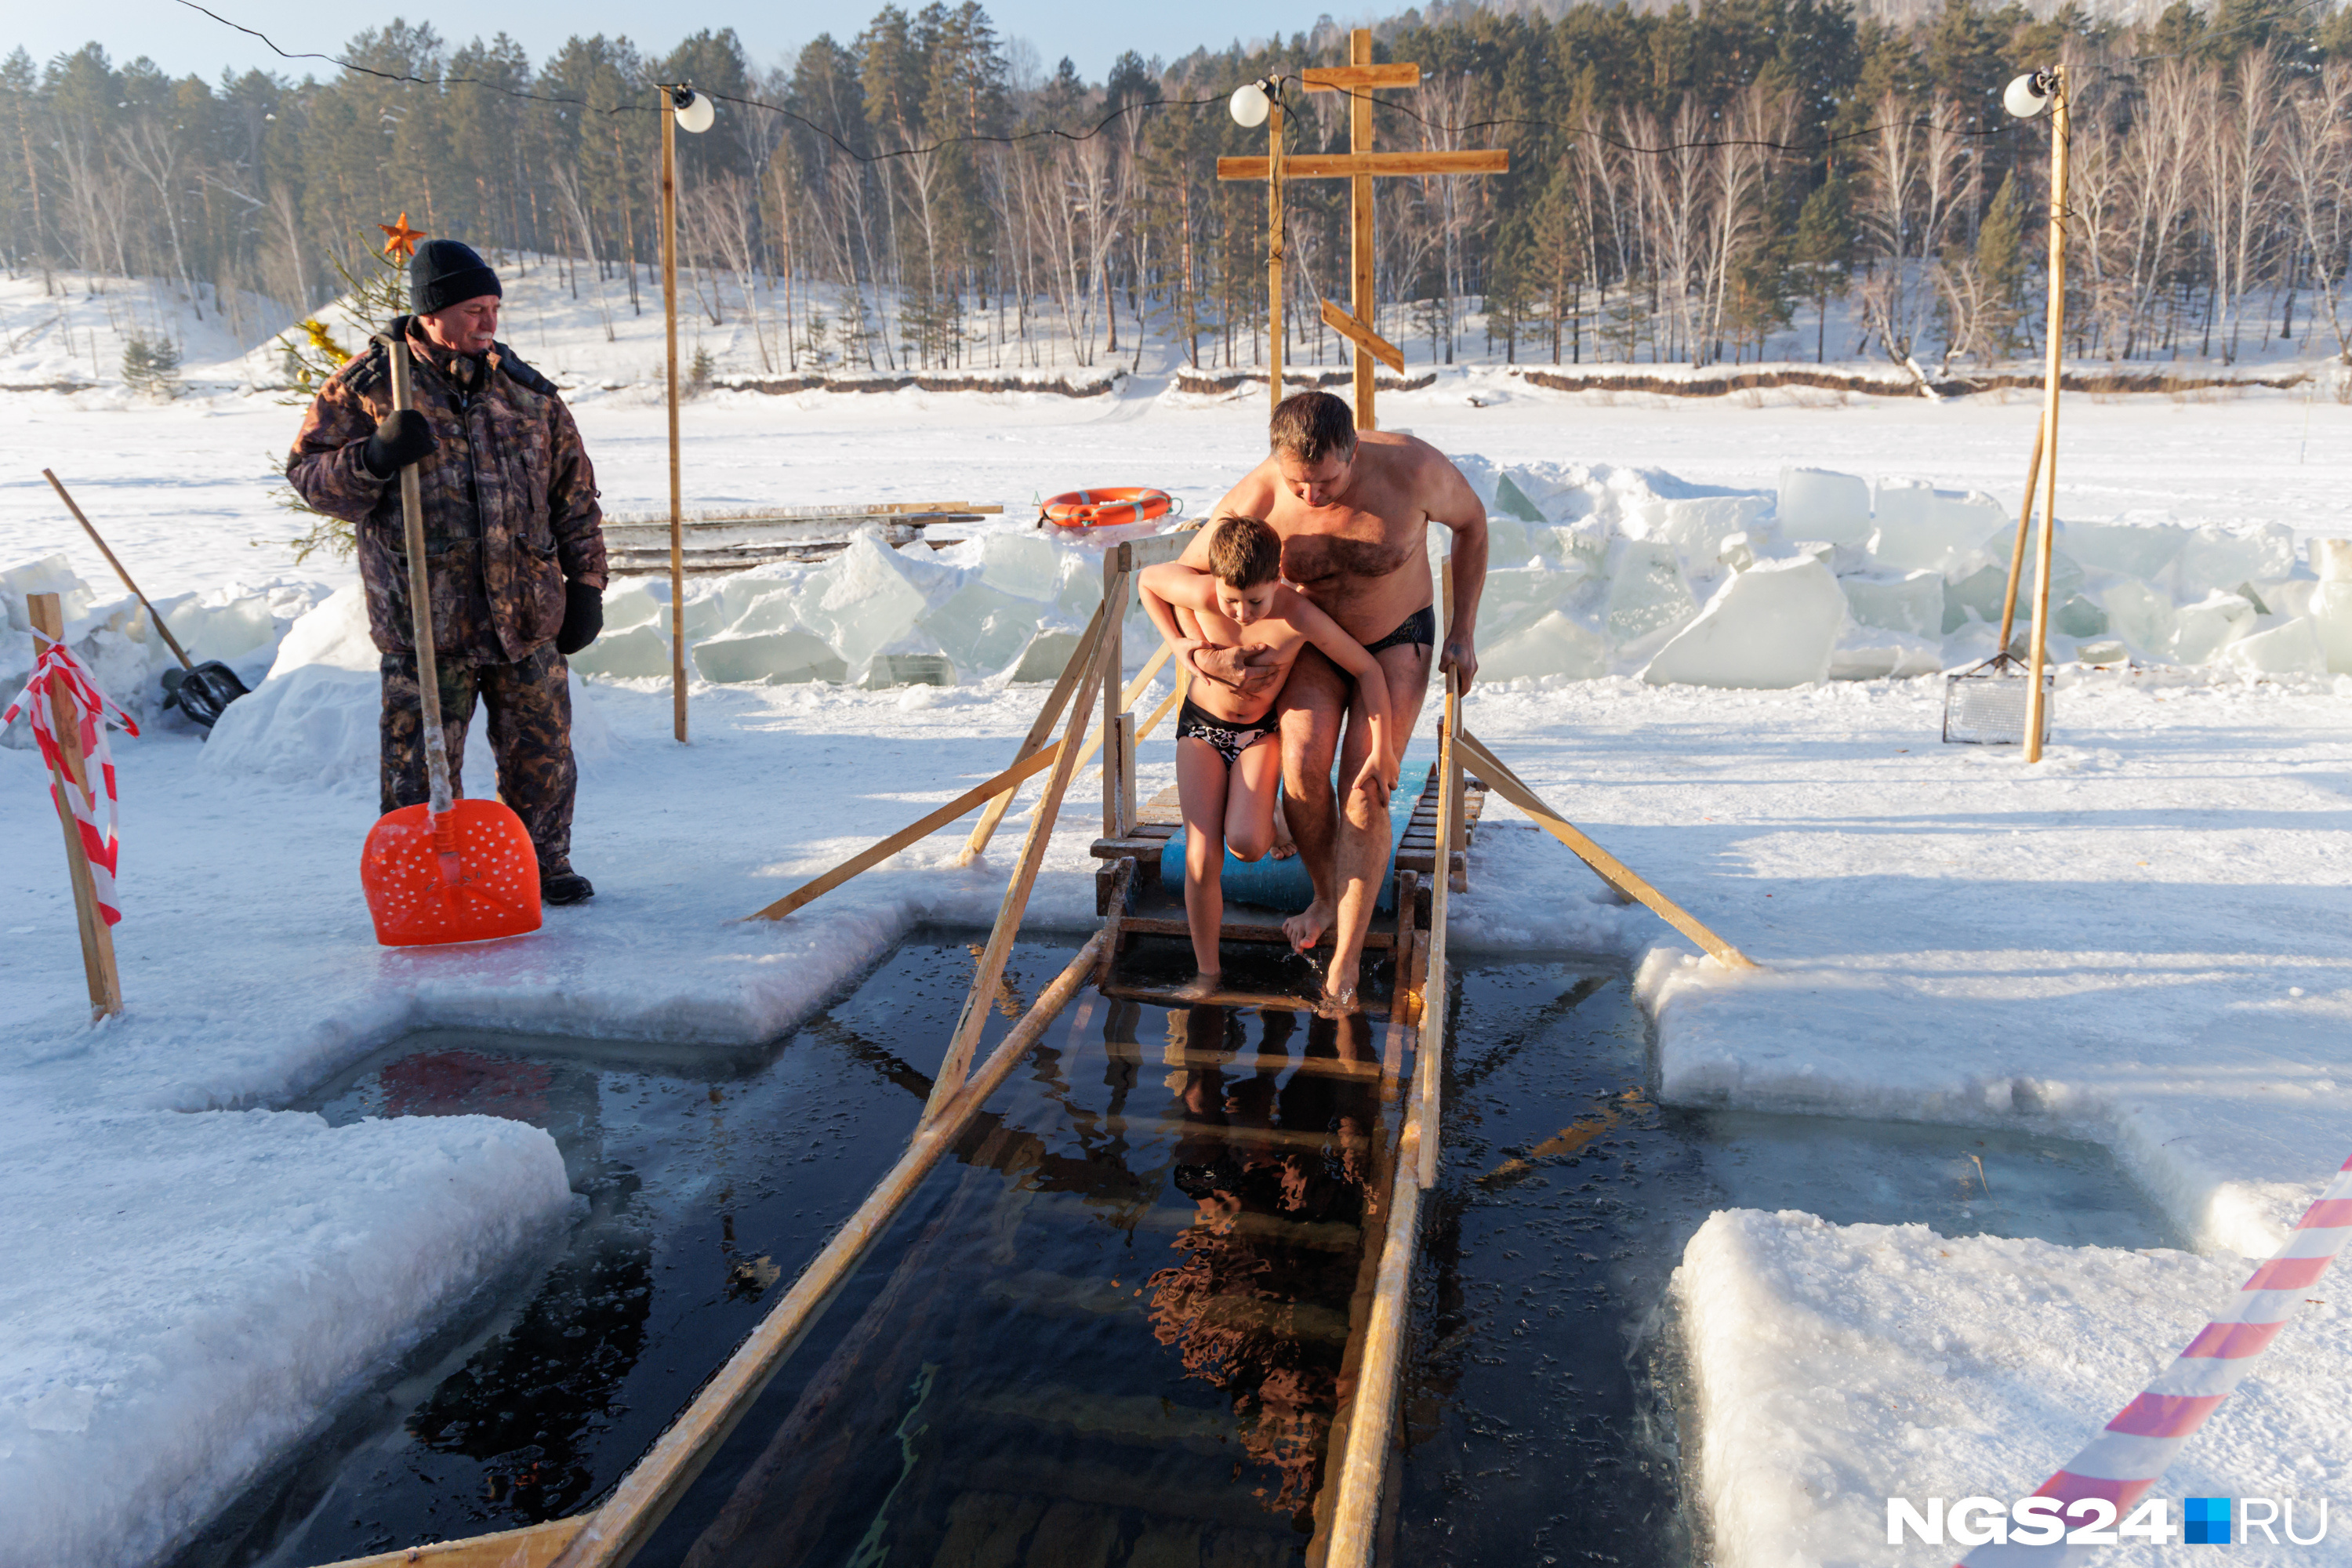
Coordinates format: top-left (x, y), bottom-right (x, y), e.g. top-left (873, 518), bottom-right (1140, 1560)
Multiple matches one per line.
top-left (180, 0), bottom-right (2187, 174)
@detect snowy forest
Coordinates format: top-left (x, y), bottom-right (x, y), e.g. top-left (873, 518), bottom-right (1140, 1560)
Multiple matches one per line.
top-left (4, 0), bottom-right (2352, 378)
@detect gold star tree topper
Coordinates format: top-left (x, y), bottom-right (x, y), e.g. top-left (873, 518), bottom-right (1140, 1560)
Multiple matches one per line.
top-left (379, 213), bottom-right (426, 260)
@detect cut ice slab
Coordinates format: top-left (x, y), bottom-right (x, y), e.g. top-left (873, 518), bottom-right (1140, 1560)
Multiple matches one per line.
top-left (2172, 521), bottom-right (2296, 600)
top-left (807, 533), bottom-right (960, 668)
top-left (1840, 571), bottom-right (1944, 640)
top-left (2312, 582), bottom-right (2352, 672)
top-left (2100, 579), bottom-right (2177, 659)
top-left (977, 532), bottom-right (1063, 601)
top-left (0, 552), bottom-right (95, 630)
top-left (1602, 539), bottom-right (1698, 653)
top-left (2172, 591), bottom-right (2257, 665)
top-left (1007, 623), bottom-right (1086, 684)
top-left (1627, 495), bottom-right (1772, 578)
top-left (2220, 617), bottom-right (2326, 676)
top-left (1479, 610), bottom-right (1607, 682)
top-left (1776, 467), bottom-right (1871, 546)
top-left (1828, 624), bottom-right (1942, 681)
top-left (691, 629), bottom-right (848, 685)
top-left (2065, 518), bottom-right (2190, 581)
top-left (1867, 481), bottom-right (2002, 578)
top-left (1477, 563), bottom-right (1590, 644)
top-left (1643, 557), bottom-right (1843, 689)
top-left (572, 622), bottom-right (673, 680)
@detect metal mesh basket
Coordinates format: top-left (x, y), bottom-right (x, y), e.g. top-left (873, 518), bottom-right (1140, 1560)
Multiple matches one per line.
top-left (1942, 652), bottom-right (2053, 746)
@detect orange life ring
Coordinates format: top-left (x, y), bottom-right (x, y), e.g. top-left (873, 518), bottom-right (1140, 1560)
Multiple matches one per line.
top-left (1040, 488), bottom-right (1175, 529)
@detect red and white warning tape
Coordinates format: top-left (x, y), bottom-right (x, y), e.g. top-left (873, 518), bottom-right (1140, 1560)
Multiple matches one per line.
top-left (5, 638), bottom-right (138, 926)
top-left (1961, 1154), bottom-right (2352, 1564)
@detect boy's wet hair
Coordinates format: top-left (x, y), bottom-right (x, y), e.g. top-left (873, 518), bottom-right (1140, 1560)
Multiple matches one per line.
top-left (1207, 514), bottom-right (1283, 589)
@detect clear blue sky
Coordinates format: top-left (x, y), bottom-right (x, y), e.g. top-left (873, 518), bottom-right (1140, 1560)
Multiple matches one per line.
top-left (20, 0), bottom-right (1327, 86)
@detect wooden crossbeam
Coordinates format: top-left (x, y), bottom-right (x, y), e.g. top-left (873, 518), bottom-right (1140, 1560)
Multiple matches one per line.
top-left (1216, 150), bottom-right (1509, 181)
top-left (1319, 299), bottom-right (1405, 373)
top-left (1301, 63), bottom-right (1419, 91)
top-left (1453, 728), bottom-right (1758, 970)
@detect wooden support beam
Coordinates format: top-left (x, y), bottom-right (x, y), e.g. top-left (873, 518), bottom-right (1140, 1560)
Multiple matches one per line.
top-left (1218, 149), bottom-right (1509, 181)
top-left (318, 1518), bottom-right (585, 1568)
top-left (1301, 62), bottom-right (1420, 91)
top-left (1319, 299), bottom-right (1405, 374)
top-left (27, 593), bottom-right (122, 1020)
top-left (1322, 685), bottom-right (1450, 1568)
top-left (957, 604), bottom-right (1109, 864)
top-left (1453, 729), bottom-right (1758, 970)
top-left (925, 604), bottom-right (1118, 1121)
top-left (745, 739), bottom-right (1071, 923)
top-left (542, 929), bottom-right (1112, 1568)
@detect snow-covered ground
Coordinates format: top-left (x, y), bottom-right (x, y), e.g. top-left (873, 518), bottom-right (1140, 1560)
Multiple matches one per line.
top-left (4, 358), bottom-right (2352, 1566)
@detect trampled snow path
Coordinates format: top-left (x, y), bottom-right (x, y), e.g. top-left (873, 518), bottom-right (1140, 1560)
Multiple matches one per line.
top-left (4, 379), bottom-right (2352, 1566)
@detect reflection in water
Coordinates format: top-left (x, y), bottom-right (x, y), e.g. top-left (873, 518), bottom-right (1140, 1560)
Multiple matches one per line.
top-left (642, 994), bottom-right (1396, 1567)
top-left (1148, 1007), bottom-right (1377, 1523)
top-left (175, 944), bottom-right (2178, 1568)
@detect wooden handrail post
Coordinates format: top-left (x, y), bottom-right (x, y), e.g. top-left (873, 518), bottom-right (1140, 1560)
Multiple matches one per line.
top-left (925, 611), bottom-right (1117, 1122)
top-left (957, 603), bottom-right (1109, 864)
top-left (27, 592), bottom-right (122, 1020)
top-left (1101, 543), bottom-right (1131, 839)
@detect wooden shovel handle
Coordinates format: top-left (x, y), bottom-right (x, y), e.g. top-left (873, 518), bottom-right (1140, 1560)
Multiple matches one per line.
top-left (385, 335), bottom-right (456, 820)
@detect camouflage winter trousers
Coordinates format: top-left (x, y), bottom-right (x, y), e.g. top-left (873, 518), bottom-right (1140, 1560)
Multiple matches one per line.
top-left (380, 643), bottom-right (576, 873)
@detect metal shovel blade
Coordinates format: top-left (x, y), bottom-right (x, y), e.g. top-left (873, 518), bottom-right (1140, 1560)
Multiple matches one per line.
top-left (361, 797), bottom-right (543, 946)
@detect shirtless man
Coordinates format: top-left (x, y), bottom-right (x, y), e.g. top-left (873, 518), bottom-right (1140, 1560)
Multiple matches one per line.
top-left (1173, 390), bottom-right (1488, 1007)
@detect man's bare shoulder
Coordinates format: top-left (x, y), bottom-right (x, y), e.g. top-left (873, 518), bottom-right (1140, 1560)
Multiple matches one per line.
top-left (1360, 430), bottom-right (1474, 512)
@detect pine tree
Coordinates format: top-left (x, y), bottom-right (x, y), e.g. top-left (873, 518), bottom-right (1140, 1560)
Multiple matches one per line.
top-left (122, 336), bottom-right (182, 400)
top-left (1976, 169), bottom-right (2030, 355)
top-left (1792, 176), bottom-right (1856, 363)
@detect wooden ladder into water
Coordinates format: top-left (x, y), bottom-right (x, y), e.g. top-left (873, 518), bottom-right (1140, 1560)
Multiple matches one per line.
top-left (310, 537), bottom-right (1733, 1568)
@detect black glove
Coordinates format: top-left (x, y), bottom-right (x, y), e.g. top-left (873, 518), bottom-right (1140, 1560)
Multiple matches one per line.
top-left (362, 408), bottom-right (437, 479)
top-left (556, 581), bottom-right (603, 655)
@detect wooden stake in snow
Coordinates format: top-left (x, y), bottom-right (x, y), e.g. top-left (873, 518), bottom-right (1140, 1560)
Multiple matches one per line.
top-left (24, 591), bottom-right (122, 1019)
top-left (1219, 31), bottom-right (1507, 430)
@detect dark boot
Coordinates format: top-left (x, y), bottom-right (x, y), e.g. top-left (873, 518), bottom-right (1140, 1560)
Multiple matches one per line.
top-left (541, 866), bottom-right (595, 906)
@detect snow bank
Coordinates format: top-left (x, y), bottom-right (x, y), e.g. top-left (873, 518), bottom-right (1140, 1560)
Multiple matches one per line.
top-left (1, 554), bottom-right (325, 744)
top-left (0, 1102), bottom-right (568, 1568)
top-left (1465, 458), bottom-right (2352, 690)
top-left (1675, 1209), bottom-right (2352, 1568)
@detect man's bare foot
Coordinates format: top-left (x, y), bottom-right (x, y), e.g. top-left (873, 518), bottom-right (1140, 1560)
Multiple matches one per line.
top-left (1270, 793), bottom-right (1297, 860)
top-left (1282, 898), bottom-right (1334, 955)
top-left (1170, 971), bottom-right (1223, 1002)
top-left (1316, 980), bottom-right (1363, 1018)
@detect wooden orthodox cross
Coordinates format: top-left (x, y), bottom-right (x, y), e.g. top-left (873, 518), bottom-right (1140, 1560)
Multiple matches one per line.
top-left (1217, 29), bottom-right (1509, 430)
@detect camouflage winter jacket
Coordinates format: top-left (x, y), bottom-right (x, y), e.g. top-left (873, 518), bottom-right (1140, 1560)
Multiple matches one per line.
top-left (286, 318), bottom-right (607, 666)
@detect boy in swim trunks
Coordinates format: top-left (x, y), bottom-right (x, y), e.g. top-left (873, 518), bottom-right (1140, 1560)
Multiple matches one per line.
top-left (1139, 516), bottom-right (1393, 1000)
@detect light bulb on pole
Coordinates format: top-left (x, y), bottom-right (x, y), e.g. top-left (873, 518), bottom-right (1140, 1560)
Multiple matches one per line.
top-left (672, 85), bottom-right (716, 134)
top-left (2002, 70), bottom-right (2053, 119)
top-left (1229, 79), bottom-right (1271, 128)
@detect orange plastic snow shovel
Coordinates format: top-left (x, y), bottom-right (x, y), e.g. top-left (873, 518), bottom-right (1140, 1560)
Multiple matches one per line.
top-left (360, 333), bottom-right (543, 946)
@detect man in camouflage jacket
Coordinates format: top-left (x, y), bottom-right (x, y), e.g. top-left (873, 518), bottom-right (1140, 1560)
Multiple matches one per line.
top-left (287, 238), bottom-right (608, 905)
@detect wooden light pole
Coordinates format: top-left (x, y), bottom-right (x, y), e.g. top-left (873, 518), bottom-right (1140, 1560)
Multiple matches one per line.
top-left (2020, 66), bottom-right (2068, 762)
top-left (1267, 82), bottom-right (1285, 416)
top-left (655, 85), bottom-right (714, 741)
top-left (658, 85), bottom-right (688, 742)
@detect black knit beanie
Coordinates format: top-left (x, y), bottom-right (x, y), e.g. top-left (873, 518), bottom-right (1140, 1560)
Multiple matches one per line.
top-left (408, 239), bottom-right (503, 315)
